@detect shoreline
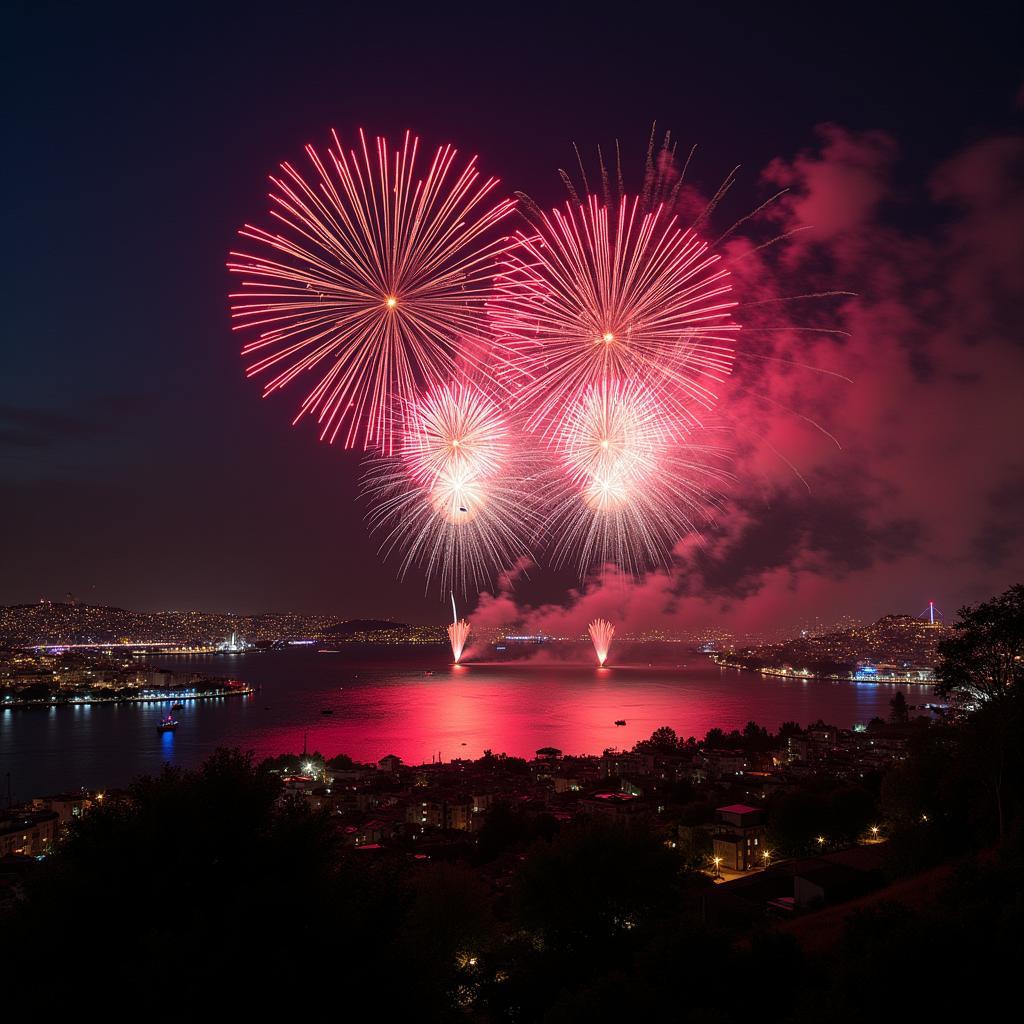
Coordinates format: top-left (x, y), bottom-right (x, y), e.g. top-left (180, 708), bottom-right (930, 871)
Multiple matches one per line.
top-left (1, 685), bottom-right (254, 710)
top-left (710, 656), bottom-right (936, 686)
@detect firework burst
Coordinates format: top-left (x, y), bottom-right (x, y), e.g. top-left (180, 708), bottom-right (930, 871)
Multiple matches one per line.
top-left (490, 194), bottom-right (738, 437)
top-left (228, 129), bottom-right (516, 452)
top-left (588, 618), bottom-right (615, 666)
top-left (364, 380), bottom-right (541, 594)
top-left (542, 377), bottom-right (731, 577)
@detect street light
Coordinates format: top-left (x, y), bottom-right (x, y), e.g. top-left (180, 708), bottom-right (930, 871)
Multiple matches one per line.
top-left (816, 836), bottom-right (826, 847)
top-left (712, 855), bottom-right (722, 878)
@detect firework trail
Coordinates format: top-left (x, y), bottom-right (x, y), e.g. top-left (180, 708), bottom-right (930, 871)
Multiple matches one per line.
top-left (490, 194), bottom-right (737, 438)
top-left (228, 129), bottom-right (516, 452)
top-left (448, 592), bottom-right (471, 664)
top-left (541, 377), bottom-right (731, 577)
top-left (588, 618), bottom-right (615, 666)
top-left (363, 379), bottom-right (543, 594)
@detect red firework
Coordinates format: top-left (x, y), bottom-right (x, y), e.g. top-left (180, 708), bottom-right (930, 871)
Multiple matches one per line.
top-left (490, 194), bottom-right (738, 437)
top-left (228, 130), bottom-right (516, 452)
top-left (363, 379), bottom-right (542, 594)
top-left (541, 376), bottom-right (731, 577)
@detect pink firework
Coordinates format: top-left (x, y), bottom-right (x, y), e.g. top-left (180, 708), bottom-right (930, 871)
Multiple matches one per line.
top-left (588, 618), bottom-right (615, 667)
top-left (228, 130), bottom-right (516, 452)
top-left (363, 379), bottom-right (542, 593)
top-left (448, 619), bottom-right (471, 664)
top-left (542, 377), bottom-right (731, 577)
top-left (448, 594), bottom-right (471, 664)
top-left (490, 194), bottom-right (738, 437)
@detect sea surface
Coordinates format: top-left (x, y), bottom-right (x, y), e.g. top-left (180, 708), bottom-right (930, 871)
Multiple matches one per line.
top-left (0, 646), bottom-right (933, 799)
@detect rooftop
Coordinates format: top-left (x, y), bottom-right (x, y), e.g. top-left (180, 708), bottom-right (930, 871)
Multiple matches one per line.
top-left (718, 803), bottom-right (761, 815)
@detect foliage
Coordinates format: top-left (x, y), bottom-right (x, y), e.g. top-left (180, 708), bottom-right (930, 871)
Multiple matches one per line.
top-left (936, 583), bottom-right (1024, 704)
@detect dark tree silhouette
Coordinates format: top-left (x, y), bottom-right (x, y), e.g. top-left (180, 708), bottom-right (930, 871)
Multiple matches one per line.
top-left (889, 691), bottom-right (909, 724)
top-left (935, 584), bottom-right (1024, 705)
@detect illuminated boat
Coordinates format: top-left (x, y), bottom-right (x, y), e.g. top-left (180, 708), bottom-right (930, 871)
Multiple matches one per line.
top-left (157, 714), bottom-right (178, 733)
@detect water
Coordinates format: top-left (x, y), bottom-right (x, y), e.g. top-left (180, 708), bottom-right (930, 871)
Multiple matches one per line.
top-left (0, 647), bottom-right (931, 799)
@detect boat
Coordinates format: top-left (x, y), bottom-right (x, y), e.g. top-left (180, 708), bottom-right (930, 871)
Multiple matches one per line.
top-left (614, 719), bottom-right (626, 726)
top-left (171, 702), bottom-right (184, 711)
top-left (157, 714), bottom-right (178, 733)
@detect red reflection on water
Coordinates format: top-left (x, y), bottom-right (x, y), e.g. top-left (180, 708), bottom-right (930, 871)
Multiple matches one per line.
top-left (249, 658), bottom-right (913, 765)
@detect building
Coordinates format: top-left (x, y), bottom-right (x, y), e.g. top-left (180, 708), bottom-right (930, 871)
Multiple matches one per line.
top-left (712, 804), bottom-right (766, 872)
top-left (406, 795), bottom-right (474, 832)
top-left (31, 793), bottom-right (92, 824)
top-left (0, 810), bottom-right (60, 857)
top-left (579, 792), bottom-right (643, 819)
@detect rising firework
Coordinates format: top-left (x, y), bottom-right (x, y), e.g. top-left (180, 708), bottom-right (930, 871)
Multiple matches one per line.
top-left (588, 618), bottom-right (615, 667)
top-left (448, 593), bottom-right (471, 664)
top-left (542, 377), bottom-right (731, 576)
top-left (490, 194), bottom-right (738, 437)
top-left (363, 379), bottom-right (542, 593)
top-left (228, 130), bottom-right (516, 452)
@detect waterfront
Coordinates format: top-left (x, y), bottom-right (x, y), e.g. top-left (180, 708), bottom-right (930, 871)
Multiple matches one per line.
top-left (0, 647), bottom-right (933, 799)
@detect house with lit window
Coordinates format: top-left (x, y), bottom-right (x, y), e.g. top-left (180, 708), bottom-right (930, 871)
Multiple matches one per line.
top-left (0, 810), bottom-right (59, 857)
top-left (712, 804), bottom-right (765, 871)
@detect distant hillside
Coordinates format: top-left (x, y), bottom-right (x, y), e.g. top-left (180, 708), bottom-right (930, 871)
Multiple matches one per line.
top-left (322, 619), bottom-right (410, 636)
top-left (0, 602), bottom-right (447, 647)
top-left (0, 602), bottom-right (343, 647)
top-left (726, 614), bottom-right (947, 673)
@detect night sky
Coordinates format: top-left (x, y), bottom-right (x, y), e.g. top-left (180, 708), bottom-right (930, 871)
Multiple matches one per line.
top-left (3, 4), bottom-right (1022, 630)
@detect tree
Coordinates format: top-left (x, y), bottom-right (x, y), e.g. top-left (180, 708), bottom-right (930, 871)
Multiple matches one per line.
top-left (935, 584), bottom-right (1024, 705)
top-left (513, 819), bottom-right (679, 952)
top-left (635, 726), bottom-right (680, 754)
top-left (742, 720), bottom-right (772, 751)
top-left (889, 691), bottom-right (909, 724)
top-left (935, 584), bottom-right (1024, 838)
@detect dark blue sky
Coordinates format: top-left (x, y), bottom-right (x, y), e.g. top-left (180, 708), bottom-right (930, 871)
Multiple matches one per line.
top-left (2, 3), bottom-right (1021, 622)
